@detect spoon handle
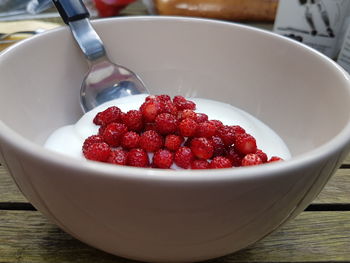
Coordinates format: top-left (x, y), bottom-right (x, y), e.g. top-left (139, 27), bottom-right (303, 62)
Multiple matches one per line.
top-left (52, 0), bottom-right (89, 24)
top-left (52, 0), bottom-right (106, 62)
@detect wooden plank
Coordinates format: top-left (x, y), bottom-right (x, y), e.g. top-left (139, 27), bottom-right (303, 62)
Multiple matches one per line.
top-left (313, 169), bottom-right (350, 204)
top-left (1, 164), bottom-right (350, 204)
top-left (0, 210), bottom-right (349, 262)
top-left (343, 153), bottom-right (350, 165)
top-left (228, 211), bottom-right (350, 262)
top-left (0, 165), bottom-right (27, 203)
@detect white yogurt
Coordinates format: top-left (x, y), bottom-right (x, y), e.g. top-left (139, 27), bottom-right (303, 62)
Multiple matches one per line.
top-left (44, 94), bottom-right (291, 162)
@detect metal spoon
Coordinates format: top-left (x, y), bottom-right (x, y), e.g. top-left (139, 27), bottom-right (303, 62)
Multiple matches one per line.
top-left (52, 0), bottom-right (148, 113)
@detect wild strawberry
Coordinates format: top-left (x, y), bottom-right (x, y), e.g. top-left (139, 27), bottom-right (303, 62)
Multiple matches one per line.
top-left (139, 130), bottom-right (163, 152)
top-left (209, 119), bottom-right (224, 129)
top-left (173, 96), bottom-right (196, 110)
top-left (155, 113), bottom-right (178, 135)
top-left (179, 118), bottom-right (198, 137)
top-left (102, 122), bottom-right (128, 147)
top-left (194, 113), bottom-right (208, 123)
top-left (159, 99), bottom-right (178, 116)
top-left (174, 147), bottom-right (194, 169)
top-left (234, 133), bottom-right (257, 155)
top-left (209, 156), bottom-right (232, 169)
top-left (190, 137), bottom-right (214, 159)
top-left (84, 142), bottom-right (111, 162)
top-left (121, 131), bottom-right (140, 149)
top-left (157, 94), bottom-right (171, 102)
top-left (191, 159), bottom-right (210, 169)
top-left (164, 134), bottom-right (184, 151)
top-left (126, 148), bottom-right (149, 167)
top-left (107, 149), bottom-right (127, 165)
top-left (226, 146), bottom-right (243, 167)
top-left (241, 153), bottom-right (263, 166)
top-left (230, 125), bottom-right (245, 136)
top-left (211, 136), bottom-right (226, 157)
top-left (268, 156), bottom-right (284, 162)
top-left (139, 99), bottom-right (160, 122)
top-left (256, 149), bottom-right (268, 163)
top-left (93, 106), bottom-right (122, 126)
top-left (177, 109), bottom-right (196, 121)
top-left (122, 110), bottom-right (143, 132)
top-left (144, 122), bottom-right (157, 131)
top-left (216, 125), bottom-right (236, 146)
top-left (153, 149), bottom-right (174, 169)
top-left (82, 135), bottom-right (104, 155)
top-left (145, 95), bottom-right (158, 101)
top-left (196, 121), bottom-right (217, 138)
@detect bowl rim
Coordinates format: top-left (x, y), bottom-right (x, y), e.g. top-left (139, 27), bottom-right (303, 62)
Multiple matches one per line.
top-left (1, 16), bottom-right (350, 183)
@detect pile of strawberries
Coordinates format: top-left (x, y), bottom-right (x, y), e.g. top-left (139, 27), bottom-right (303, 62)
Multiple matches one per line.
top-left (82, 95), bottom-right (282, 169)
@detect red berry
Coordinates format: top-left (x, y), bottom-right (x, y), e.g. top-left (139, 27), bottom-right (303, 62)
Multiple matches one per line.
top-left (234, 133), bottom-right (257, 155)
top-left (155, 113), bottom-right (178, 135)
top-left (268, 156), bottom-right (284, 162)
top-left (177, 109), bottom-right (196, 121)
top-left (93, 106), bottom-right (122, 126)
top-left (241, 153), bottom-right (263, 166)
top-left (164, 134), bottom-right (184, 151)
top-left (84, 142), bottom-right (111, 162)
top-left (256, 149), bottom-right (268, 163)
top-left (145, 95), bottom-right (158, 101)
top-left (209, 156), bottom-right (232, 169)
top-left (127, 148), bottom-right (149, 167)
top-left (191, 159), bottom-right (210, 169)
top-left (190, 137), bottom-right (214, 159)
top-left (230, 125), bottom-right (246, 136)
top-left (157, 94), bottom-right (171, 102)
top-left (122, 110), bottom-right (143, 132)
top-left (139, 130), bottom-right (163, 152)
top-left (159, 99), bottom-right (178, 116)
top-left (102, 122), bottom-right (128, 147)
top-left (140, 99), bottom-right (161, 122)
top-left (211, 136), bottom-right (226, 157)
top-left (174, 147), bottom-right (194, 169)
top-left (107, 149), bottom-right (127, 165)
top-left (195, 113), bottom-right (208, 123)
top-left (196, 121), bottom-right (217, 138)
top-left (179, 118), bottom-right (198, 137)
top-left (173, 96), bottom-right (196, 110)
top-left (226, 146), bottom-right (243, 167)
top-left (144, 122), bottom-right (157, 131)
top-left (121, 131), bottom-right (140, 149)
top-left (217, 125), bottom-right (236, 146)
top-left (153, 149), bottom-right (174, 168)
top-left (209, 119), bottom-right (224, 129)
top-left (82, 135), bottom-right (104, 155)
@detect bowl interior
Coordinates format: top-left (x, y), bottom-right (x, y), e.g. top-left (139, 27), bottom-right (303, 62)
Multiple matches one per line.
top-left (0, 17), bottom-right (350, 157)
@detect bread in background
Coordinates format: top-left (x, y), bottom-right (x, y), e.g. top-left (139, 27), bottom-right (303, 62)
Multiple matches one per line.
top-left (153, 0), bottom-right (278, 21)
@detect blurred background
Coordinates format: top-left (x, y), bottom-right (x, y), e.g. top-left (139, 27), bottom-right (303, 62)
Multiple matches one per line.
top-left (0, 0), bottom-right (278, 50)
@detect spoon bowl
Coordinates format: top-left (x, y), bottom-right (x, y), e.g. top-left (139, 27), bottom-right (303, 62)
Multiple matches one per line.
top-left (53, 0), bottom-right (148, 113)
top-left (81, 59), bottom-right (146, 112)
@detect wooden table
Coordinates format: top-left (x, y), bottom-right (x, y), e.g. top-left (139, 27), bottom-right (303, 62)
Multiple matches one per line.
top-left (1, 155), bottom-right (349, 262)
top-left (1, 1), bottom-right (350, 262)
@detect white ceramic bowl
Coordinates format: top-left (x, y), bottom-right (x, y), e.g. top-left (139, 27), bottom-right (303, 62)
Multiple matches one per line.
top-left (1, 17), bottom-right (350, 262)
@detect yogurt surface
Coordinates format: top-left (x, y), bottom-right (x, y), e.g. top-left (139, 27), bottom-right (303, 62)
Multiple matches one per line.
top-left (44, 94), bottom-right (291, 162)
